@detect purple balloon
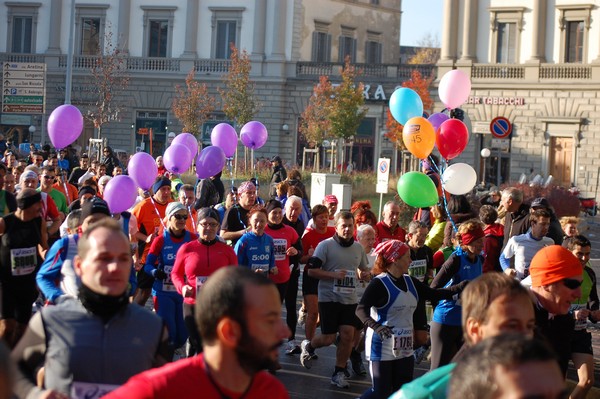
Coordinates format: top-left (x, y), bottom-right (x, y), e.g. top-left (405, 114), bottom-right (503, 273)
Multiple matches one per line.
top-left (128, 152), bottom-right (158, 190)
top-left (164, 143), bottom-right (192, 174)
top-left (210, 123), bottom-right (238, 157)
top-left (196, 146), bottom-right (226, 179)
top-left (171, 133), bottom-right (199, 158)
top-left (104, 175), bottom-right (137, 213)
top-left (240, 121), bottom-right (268, 150)
top-left (428, 112), bottom-right (450, 131)
top-left (47, 105), bottom-right (84, 149)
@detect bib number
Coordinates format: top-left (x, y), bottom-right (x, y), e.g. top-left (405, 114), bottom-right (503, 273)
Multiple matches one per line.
top-left (161, 265), bottom-right (176, 292)
top-left (408, 259), bottom-right (427, 281)
top-left (71, 381), bottom-right (119, 399)
top-left (333, 270), bottom-right (356, 294)
top-left (392, 328), bottom-right (413, 358)
top-left (273, 238), bottom-right (287, 261)
top-left (10, 247), bottom-right (36, 276)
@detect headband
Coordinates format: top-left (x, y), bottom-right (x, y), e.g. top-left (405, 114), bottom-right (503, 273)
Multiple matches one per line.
top-left (461, 227), bottom-right (485, 245)
top-left (373, 240), bottom-right (409, 263)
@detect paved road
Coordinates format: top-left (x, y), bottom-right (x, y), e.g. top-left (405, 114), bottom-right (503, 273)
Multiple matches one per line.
top-left (274, 214), bottom-right (600, 398)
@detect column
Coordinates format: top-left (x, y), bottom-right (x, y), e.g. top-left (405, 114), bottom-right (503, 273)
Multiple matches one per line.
top-left (251, 0), bottom-right (267, 60)
top-left (460, 0), bottom-right (478, 61)
top-left (46, 0), bottom-right (62, 54)
top-left (440, 0), bottom-right (459, 61)
top-left (267, 0), bottom-right (286, 61)
top-left (528, 0), bottom-right (546, 62)
top-left (181, 0), bottom-right (199, 58)
top-left (117, 0), bottom-right (131, 53)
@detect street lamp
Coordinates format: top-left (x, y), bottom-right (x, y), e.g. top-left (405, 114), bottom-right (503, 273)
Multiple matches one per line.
top-left (28, 125), bottom-right (36, 143)
top-left (481, 148), bottom-right (491, 187)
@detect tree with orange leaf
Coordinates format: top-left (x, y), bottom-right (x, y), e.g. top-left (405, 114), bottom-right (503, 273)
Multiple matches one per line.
top-left (299, 75), bottom-right (334, 146)
top-left (172, 69), bottom-right (215, 135)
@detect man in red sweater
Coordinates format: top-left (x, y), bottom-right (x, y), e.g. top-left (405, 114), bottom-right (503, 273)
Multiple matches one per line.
top-left (105, 267), bottom-right (290, 399)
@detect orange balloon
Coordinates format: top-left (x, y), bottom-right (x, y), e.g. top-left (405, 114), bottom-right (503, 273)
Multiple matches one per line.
top-left (402, 117), bottom-right (436, 159)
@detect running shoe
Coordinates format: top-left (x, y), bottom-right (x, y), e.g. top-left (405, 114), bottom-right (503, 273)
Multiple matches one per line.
top-left (331, 371), bottom-right (350, 389)
top-left (285, 340), bottom-right (301, 355)
top-left (413, 345), bottom-right (430, 365)
top-left (297, 306), bottom-right (306, 327)
top-left (300, 339), bottom-right (312, 369)
top-left (351, 359), bottom-right (367, 376)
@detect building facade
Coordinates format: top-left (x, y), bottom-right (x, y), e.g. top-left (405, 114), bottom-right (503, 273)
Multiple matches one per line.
top-left (439, 0), bottom-right (600, 197)
top-left (1, 0), bottom-right (427, 173)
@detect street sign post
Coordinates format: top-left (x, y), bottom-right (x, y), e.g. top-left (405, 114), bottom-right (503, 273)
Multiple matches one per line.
top-left (2, 62), bottom-right (46, 114)
top-left (376, 158), bottom-right (390, 219)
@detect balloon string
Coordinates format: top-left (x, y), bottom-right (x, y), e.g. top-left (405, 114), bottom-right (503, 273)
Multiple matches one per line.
top-left (63, 182), bottom-right (71, 206)
top-left (427, 155), bottom-right (458, 233)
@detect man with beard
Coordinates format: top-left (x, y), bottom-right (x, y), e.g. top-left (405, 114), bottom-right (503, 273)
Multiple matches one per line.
top-left (104, 267), bottom-right (290, 399)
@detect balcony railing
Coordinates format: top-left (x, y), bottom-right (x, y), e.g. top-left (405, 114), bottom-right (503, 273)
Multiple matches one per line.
top-left (539, 64), bottom-right (591, 79)
top-left (195, 59), bottom-right (231, 74)
top-left (295, 62), bottom-right (437, 80)
top-left (472, 64), bottom-right (525, 79)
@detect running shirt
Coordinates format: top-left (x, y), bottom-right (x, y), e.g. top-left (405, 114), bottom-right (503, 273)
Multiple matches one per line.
top-left (375, 221), bottom-right (406, 244)
top-left (301, 227), bottom-right (335, 257)
top-left (0, 190), bottom-right (16, 217)
top-left (501, 232), bottom-right (554, 280)
top-left (408, 245), bottom-right (434, 283)
top-left (132, 197), bottom-right (172, 263)
top-left (102, 354), bottom-right (290, 399)
top-left (221, 205), bottom-right (250, 246)
top-left (145, 230), bottom-right (195, 295)
top-left (365, 273), bottom-right (418, 361)
top-left (570, 265), bottom-right (598, 331)
top-left (235, 232), bottom-right (275, 274)
top-left (171, 240), bottom-right (237, 305)
top-left (265, 224), bottom-right (299, 284)
top-left (0, 214), bottom-right (43, 283)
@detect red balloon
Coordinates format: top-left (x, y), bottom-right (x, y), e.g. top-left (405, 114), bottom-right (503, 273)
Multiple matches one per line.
top-left (435, 119), bottom-right (469, 160)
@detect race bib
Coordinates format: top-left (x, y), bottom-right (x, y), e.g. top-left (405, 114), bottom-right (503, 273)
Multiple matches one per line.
top-left (196, 276), bottom-right (208, 294)
top-left (392, 328), bottom-right (413, 358)
top-left (273, 238), bottom-right (287, 261)
top-left (251, 263), bottom-right (269, 274)
top-left (333, 270), bottom-right (356, 294)
top-left (10, 247), bottom-right (36, 276)
top-left (161, 265), bottom-right (176, 292)
top-left (408, 259), bottom-right (427, 281)
top-left (71, 381), bottom-right (119, 399)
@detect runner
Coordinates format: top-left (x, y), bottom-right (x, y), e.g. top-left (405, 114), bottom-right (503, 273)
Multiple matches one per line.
top-left (0, 189), bottom-right (47, 347)
top-left (220, 181), bottom-right (257, 246)
top-left (171, 207), bottom-right (237, 357)
top-left (144, 202), bottom-right (196, 352)
top-left (235, 206), bottom-right (275, 277)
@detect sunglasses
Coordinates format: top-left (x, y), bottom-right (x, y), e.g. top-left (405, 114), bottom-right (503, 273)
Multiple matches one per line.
top-left (562, 278), bottom-right (582, 290)
top-left (172, 214), bottom-right (188, 221)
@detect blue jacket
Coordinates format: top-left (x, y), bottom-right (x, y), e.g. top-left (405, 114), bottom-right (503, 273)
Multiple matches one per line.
top-left (234, 232), bottom-right (275, 273)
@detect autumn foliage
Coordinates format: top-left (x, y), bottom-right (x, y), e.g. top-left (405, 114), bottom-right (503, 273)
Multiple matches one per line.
top-left (172, 70), bottom-right (215, 135)
top-left (219, 45), bottom-right (260, 127)
top-left (384, 69), bottom-right (434, 148)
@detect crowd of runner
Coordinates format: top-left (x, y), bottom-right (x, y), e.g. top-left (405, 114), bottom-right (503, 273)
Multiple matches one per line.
top-left (0, 144), bottom-right (595, 398)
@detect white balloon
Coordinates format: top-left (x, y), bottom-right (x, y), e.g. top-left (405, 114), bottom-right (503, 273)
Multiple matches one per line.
top-left (441, 163), bottom-right (477, 195)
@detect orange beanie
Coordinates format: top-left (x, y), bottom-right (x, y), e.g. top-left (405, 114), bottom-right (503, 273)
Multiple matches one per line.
top-left (529, 245), bottom-right (582, 287)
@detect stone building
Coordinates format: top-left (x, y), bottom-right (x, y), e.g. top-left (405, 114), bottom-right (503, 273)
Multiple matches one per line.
top-left (439, 0), bottom-right (600, 197)
top-left (0, 0), bottom-right (429, 173)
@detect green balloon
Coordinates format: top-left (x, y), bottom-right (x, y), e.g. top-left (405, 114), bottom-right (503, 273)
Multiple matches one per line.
top-left (397, 171), bottom-right (439, 208)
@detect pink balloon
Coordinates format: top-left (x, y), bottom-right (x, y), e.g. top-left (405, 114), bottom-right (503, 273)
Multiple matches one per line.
top-left (240, 121), bottom-right (268, 150)
top-left (128, 152), bottom-right (158, 190)
top-left (435, 119), bottom-right (469, 160)
top-left (438, 70), bottom-right (471, 109)
top-left (47, 105), bottom-right (84, 149)
top-left (104, 175), bottom-right (137, 213)
top-left (171, 133), bottom-right (199, 158)
top-left (428, 112), bottom-right (450, 131)
top-left (211, 123), bottom-right (238, 157)
top-left (196, 146), bottom-right (226, 179)
top-left (163, 143), bottom-right (192, 174)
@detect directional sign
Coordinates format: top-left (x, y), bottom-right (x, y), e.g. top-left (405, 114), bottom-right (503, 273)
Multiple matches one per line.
top-left (2, 62), bottom-right (46, 114)
top-left (490, 116), bottom-right (512, 139)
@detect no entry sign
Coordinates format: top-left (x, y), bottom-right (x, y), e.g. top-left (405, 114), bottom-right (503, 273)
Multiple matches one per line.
top-left (490, 116), bottom-right (512, 139)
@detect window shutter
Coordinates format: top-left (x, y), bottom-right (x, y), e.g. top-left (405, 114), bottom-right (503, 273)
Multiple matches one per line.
top-left (326, 34), bottom-right (332, 62)
top-left (312, 31), bottom-right (318, 61)
top-left (352, 38), bottom-right (357, 63)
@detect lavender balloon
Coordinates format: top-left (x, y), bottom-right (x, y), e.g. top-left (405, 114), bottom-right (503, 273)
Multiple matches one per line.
top-left (47, 105), bottom-right (84, 149)
top-left (104, 175), bottom-right (137, 213)
top-left (428, 113), bottom-right (450, 131)
top-left (127, 152), bottom-right (158, 190)
top-left (171, 133), bottom-right (199, 158)
top-left (240, 121), bottom-right (268, 150)
top-left (211, 123), bottom-right (238, 157)
top-left (164, 143), bottom-right (192, 174)
top-left (196, 146), bottom-right (226, 179)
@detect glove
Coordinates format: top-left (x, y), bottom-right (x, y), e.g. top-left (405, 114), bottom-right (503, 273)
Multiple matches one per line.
top-left (373, 323), bottom-right (393, 340)
top-left (154, 269), bottom-right (167, 280)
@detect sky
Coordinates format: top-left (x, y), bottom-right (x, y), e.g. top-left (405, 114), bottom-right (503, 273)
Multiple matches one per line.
top-left (400, 0), bottom-right (444, 46)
